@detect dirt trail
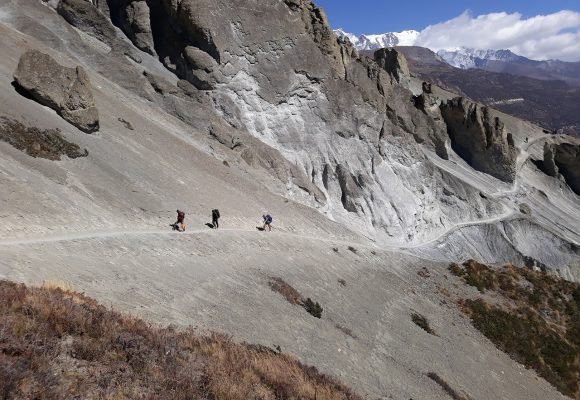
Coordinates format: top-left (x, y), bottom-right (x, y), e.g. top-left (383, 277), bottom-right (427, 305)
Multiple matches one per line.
top-left (0, 208), bottom-right (517, 253)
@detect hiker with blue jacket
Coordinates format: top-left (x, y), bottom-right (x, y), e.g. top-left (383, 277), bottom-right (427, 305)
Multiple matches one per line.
top-left (262, 214), bottom-right (273, 231)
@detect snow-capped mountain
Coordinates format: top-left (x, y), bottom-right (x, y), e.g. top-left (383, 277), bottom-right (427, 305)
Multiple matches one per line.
top-left (335, 29), bottom-right (580, 86)
top-left (334, 28), bottom-right (419, 50)
top-left (436, 48), bottom-right (525, 69)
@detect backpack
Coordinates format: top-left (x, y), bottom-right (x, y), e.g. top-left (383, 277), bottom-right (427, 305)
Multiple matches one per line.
top-left (178, 211), bottom-right (185, 220)
top-left (266, 214), bottom-right (272, 224)
top-left (212, 209), bottom-right (220, 219)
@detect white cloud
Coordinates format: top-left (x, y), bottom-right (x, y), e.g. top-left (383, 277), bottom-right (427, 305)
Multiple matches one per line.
top-left (415, 10), bottom-right (580, 61)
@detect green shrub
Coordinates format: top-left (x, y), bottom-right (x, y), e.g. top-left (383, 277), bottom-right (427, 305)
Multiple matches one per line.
top-left (465, 299), bottom-right (578, 397)
top-left (302, 298), bottom-right (323, 319)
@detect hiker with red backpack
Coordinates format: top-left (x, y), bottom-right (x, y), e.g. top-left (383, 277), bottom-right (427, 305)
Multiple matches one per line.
top-left (172, 209), bottom-right (186, 232)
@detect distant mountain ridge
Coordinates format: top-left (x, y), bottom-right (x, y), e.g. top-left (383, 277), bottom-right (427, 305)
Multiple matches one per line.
top-left (334, 28), bottom-right (419, 50)
top-left (437, 48), bottom-right (580, 87)
top-left (336, 29), bottom-right (580, 87)
top-left (393, 46), bottom-right (580, 137)
top-left (436, 48), bottom-right (525, 69)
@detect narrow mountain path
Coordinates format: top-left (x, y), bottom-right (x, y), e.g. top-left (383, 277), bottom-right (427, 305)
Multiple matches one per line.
top-left (0, 208), bottom-right (516, 253)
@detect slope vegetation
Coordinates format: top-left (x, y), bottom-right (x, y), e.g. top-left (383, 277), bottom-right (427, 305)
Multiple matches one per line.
top-left (0, 280), bottom-right (361, 399)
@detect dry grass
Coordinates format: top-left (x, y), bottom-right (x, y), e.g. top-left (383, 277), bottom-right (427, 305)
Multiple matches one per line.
top-left (426, 372), bottom-right (470, 400)
top-left (269, 277), bottom-right (324, 318)
top-left (0, 280), bottom-right (361, 399)
top-left (0, 116), bottom-right (88, 160)
top-left (269, 276), bottom-right (302, 305)
top-left (334, 323), bottom-right (357, 339)
top-left (417, 267), bottom-right (431, 278)
top-left (41, 279), bottom-right (75, 292)
top-left (411, 312), bottom-right (436, 336)
top-left (450, 260), bottom-right (580, 398)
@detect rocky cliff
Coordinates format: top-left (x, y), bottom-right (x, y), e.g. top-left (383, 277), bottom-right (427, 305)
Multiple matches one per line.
top-left (82, 0), bottom-right (498, 242)
top-left (440, 97), bottom-right (517, 183)
top-left (541, 142), bottom-right (580, 195)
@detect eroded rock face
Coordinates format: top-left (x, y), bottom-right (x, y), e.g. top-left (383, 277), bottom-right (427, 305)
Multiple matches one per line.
top-left (57, 0), bottom-right (141, 62)
top-left (57, 0), bottom-right (117, 45)
top-left (541, 142), bottom-right (580, 195)
top-left (14, 50), bottom-right (99, 133)
top-left (412, 82), bottom-right (449, 159)
top-left (440, 97), bottom-right (517, 182)
top-left (99, 0), bottom-right (508, 241)
top-left (209, 123), bottom-right (326, 203)
top-left (335, 164), bottom-right (363, 213)
top-left (118, 0), bottom-right (155, 55)
top-left (374, 48), bottom-right (411, 88)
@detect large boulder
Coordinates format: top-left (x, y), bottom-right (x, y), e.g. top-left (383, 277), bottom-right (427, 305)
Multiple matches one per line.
top-left (440, 97), bottom-right (517, 182)
top-left (14, 50), bottom-right (100, 133)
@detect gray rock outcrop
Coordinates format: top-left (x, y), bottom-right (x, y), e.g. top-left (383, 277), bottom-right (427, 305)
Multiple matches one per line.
top-left (440, 97), bottom-right (517, 182)
top-left (541, 142), bottom-right (580, 195)
top-left (413, 82), bottom-right (449, 159)
top-left (374, 48), bottom-right (411, 88)
top-left (14, 50), bottom-right (99, 133)
top-left (118, 0), bottom-right (156, 55)
top-left (57, 0), bottom-right (142, 62)
top-left (57, 0), bottom-right (117, 46)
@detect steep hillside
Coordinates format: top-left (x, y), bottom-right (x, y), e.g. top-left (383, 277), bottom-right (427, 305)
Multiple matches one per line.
top-left (0, 0), bottom-right (578, 398)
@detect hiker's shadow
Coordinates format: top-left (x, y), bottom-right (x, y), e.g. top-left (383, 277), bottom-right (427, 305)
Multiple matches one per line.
top-left (256, 226), bottom-right (265, 231)
top-left (205, 223), bottom-right (215, 229)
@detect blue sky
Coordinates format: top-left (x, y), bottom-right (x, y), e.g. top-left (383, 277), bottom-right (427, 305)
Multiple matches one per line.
top-left (313, 0), bottom-right (580, 34)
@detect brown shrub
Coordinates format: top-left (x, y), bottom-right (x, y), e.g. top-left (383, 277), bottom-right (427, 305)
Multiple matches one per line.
top-left (0, 280), bottom-right (360, 399)
top-left (268, 277), bottom-right (302, 305)
top-left (0, 117), bottom-right (88, 160)
top-left (268, 277), bottom-right (324, 318)
top-left (411, 313), bottom-right (437, 336)
top-left (426, 372), bottom-right (470, 400)
top-left (335, 323), bottom-right (357, 339)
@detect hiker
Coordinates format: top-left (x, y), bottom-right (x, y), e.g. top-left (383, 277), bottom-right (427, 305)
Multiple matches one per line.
top-left (262, 214), bottom-right (272, 231)
top-left (525, 137), bottom-right (529, 143)
top-left (173, 209), bottom-right (185, 232)
top-left (212, 209), bottom-right (220, 229)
